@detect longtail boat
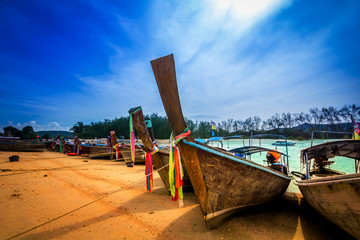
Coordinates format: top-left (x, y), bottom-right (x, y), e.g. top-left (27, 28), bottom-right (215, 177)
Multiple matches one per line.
top-left (151, 54), bottom-right (292, 228)
top-left (0, 141), bottom-right (51, 152)
top-left (65, 143), bottom-right (110, 156)
top-left (110, 131), bottom-right (144, 166)
top-left (128, 106), bottom-right (192, 194)
top-left (292, 140), bottom-right (360, 239)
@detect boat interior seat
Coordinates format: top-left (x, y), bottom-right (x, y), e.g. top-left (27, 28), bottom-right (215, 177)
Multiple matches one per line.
top-left (269, 163), bottom-right (288, 175)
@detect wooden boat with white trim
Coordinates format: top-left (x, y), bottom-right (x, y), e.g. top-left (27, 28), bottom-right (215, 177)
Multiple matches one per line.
top-left (292, 140), bottom-right (360, 239)
top-left (150, 54), bottom-right (292, 229)
top-left (128, 106), bottom-right (192, 194)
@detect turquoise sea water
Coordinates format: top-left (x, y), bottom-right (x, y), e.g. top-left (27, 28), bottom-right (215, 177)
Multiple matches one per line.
top-left (158, 138), bottom-right (356, 193)
top-left (207, 138), bottom-right (356, 174)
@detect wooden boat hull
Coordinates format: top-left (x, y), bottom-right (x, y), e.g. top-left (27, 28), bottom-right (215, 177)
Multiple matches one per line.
top-left (151, 149), bottom-right (171, 193)
top-left (89, 151), bottom-right (116, 159)
top-left (151, 149), bottom-right (193, 194)
top-left (118, 145), bottom-right (145, 166)
top-left (151, 54), bottom-right (292, 228)
top-left (0, 142), bottom-right (51, 152)
top-left (79, 145), bottom-right (110, 155)
top-left (296, 174), bottom-right (360, 239)
top-left (129, 106), bottom-right (193, 194)
top-left (182, 140), bottom-right (291, 228)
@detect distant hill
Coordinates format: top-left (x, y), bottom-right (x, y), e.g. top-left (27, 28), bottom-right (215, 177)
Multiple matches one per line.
top-left (36, 131), bottom-right (73, 138)
top-left (290, 123), bottom-right (353, 132)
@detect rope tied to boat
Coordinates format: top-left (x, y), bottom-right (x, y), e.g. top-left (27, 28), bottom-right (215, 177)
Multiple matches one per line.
top-left (144, 145), bottom-right (159, 192)
top-left (169, 127), bottom-right (191, 207)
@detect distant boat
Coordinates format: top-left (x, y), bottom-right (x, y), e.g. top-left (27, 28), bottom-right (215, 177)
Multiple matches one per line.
top-left (206, 134), bottom-right (290, 175)
top-left (272, 140), bottom-right (296, 146)
top-left (128, 106), bottom-right (192, 194)
top-left (109, 131), bottom-right (145, 166)
top-left (66, 143), bottom-right (110, 155)
top-left (194, 138), bottom-right (208, 144)
top-left (229, 146), bottom-right (289, 175)
top-left (0, 141), bottom-right (51, 152)
top-left (292, 140), bottom-right (360, 239)
top-left (151, 54), bottom-right (292, 229)
top-left (205, 135), bottom-right (246, 149)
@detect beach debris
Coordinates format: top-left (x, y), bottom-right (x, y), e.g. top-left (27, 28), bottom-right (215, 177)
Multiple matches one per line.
top-left (1, 169), bottom-right (12, 172)
top-left (10, 193), bottom-right (21, 198)
top-left (9, 155), bottom-right (19, 162)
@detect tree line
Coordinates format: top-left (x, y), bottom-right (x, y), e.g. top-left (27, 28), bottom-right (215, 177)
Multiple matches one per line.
top-left (3, 104), bottom-right (359, 140)
top-left (207, 104), bottom-right (360, 140)
top-left (71, 113), bottom-right (172, 140)
top-left (70, 104), bottom-right (359, 140)
top-left (2, 126), bottom-right (48, 140)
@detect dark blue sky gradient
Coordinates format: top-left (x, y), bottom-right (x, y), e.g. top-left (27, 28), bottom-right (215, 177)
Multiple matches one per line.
top-left (0, 0), bottom-right (359, 131)
top-left (274, 0), bottom-right (360, 77)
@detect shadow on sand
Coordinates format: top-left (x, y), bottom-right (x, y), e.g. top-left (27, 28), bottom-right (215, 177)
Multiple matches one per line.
top-left (17, 187), bottom-right (355, 240)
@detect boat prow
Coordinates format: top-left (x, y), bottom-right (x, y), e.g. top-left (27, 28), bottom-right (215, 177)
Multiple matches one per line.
top-left (293, 140), bottom-right (360, 239)
top-left (129, 106), bottom-right (192, 194)
top-left (151, 54), bottom-right (292, 228)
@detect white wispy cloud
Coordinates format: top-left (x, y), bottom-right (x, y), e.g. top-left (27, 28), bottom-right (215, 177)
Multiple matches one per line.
top-left (144, 0), bottom-right (357, 121)
top-left (68, 0), bottom-right (297, 122)
top-left (2, 121), bottom-right (71, 132)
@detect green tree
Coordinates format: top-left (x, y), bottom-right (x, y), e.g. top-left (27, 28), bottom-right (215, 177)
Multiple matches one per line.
top-left (42, 133), bottom-right (51, 140)
top-left (71, 122), bottom-right (84, 134)
top-left (22, 126), bottom-right (36, 140)
top-left (3, 126), bottom-right (23, 138)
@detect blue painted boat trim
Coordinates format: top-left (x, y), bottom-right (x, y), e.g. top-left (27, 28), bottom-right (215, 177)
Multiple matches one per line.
top-left (183, 140), bottom-right (292, 180)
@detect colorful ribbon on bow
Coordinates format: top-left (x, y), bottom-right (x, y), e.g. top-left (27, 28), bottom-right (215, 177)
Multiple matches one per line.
top-left (169, 127), bottom-right (191, 207)
top-left (110, 131), bottom-right (120, 160)
top-left (145, 145), bottom-right (159, 192)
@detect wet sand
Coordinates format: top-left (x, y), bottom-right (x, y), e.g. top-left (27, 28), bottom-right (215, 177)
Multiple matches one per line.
top-left (0, 151), bottom-right (355, 240)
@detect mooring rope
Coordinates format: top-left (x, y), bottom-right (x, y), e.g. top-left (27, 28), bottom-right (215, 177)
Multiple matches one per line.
top-left (5, 163), bottom-right (170, 240)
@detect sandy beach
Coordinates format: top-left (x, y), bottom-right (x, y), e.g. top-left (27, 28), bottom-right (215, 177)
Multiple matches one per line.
top-left (0, 151), bottom-right (355, 240)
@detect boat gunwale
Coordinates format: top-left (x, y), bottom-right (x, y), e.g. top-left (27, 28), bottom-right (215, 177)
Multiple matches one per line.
top-left (183, 140), bottom-right (292, 180)
top-left (294, 173), bottom-right (360, 185)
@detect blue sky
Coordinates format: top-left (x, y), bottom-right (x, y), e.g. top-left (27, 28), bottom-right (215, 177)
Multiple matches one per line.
top-left (1, 0), bottom-right (359, 132)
